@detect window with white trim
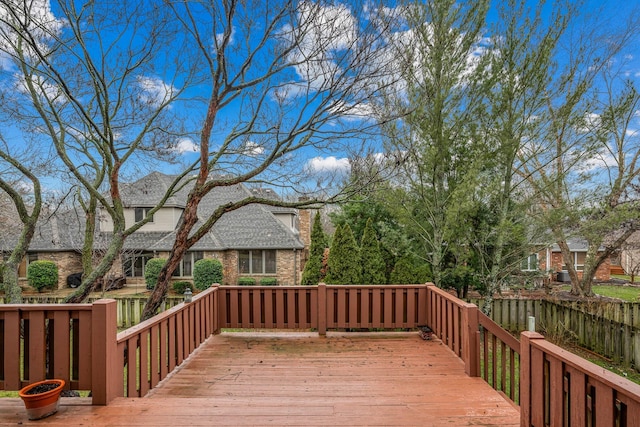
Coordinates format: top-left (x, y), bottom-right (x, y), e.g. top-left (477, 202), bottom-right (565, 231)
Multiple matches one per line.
top-left (172, 251), bottom-right (204, 277)
top-left (134, 207), bottom-right (154, 223)
top-left (124, 253), bottom-right (153, 277)
top-left (562, 251), bottom-right (586, 271)
top-left (238, 250), bottom-right (276, 274)
top-left (521, 253), bottom-right (538, 271)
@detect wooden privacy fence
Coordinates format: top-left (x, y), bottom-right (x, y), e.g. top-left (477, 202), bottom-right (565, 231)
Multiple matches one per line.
top-left (476, 298), bottom-right (640, 369)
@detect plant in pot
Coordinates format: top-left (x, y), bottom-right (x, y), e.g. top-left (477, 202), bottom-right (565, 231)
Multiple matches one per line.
top-left (18, 379), bottom-right (65, 420)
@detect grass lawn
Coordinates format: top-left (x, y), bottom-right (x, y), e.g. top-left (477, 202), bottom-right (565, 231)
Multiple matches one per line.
top-left (560, 284), bottom-right (640, 302)
top-left (611, 274), bottom-right (637, 283)
top-left (592, 285), bottom-right (640, 302)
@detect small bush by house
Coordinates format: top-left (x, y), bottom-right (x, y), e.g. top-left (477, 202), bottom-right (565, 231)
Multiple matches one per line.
top-left (238, 277), bottom-right (256, 286)
top-left (145, 258), bottom-right (167, 290)
top-left (259, 277), bottom-right (278, 286)
top-left (193, 258), bottom-right (223, 290)
top-left (172, 280), bottom-right (192, 294)
top-left (27, 260), bottom-right (58, 292)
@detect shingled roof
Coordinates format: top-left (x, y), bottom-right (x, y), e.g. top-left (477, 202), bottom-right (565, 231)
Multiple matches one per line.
top-left (3, 172), bottom-right (304, 252)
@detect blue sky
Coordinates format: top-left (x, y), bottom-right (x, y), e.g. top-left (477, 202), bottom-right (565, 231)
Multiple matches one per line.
top-left (0, 0), bottom-right (639, 198)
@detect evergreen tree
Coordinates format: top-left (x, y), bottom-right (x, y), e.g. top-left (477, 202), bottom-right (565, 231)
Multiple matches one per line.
top-left (360, 218), bottom-right (387, 284)
top-left (301, 212), bottom-right (327, 286)
top-left (325, 224), bottom-right (361, 284)
top-left (390, 257), bottom-right (414, 284)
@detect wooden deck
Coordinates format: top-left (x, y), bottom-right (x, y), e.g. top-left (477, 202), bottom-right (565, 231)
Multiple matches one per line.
top-left (0, 332), bottom-right (520, 426)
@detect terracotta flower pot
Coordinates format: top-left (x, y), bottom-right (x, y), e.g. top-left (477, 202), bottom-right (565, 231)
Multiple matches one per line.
top-left (18, 379), bottom-right (65, 420)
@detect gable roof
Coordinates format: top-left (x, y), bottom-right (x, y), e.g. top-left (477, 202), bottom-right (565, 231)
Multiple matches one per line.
top-left (3, 172), bottom-right (304, 253)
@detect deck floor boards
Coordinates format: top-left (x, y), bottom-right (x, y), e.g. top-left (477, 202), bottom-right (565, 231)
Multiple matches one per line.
top-left (0, 332), bottom-right (520, 426)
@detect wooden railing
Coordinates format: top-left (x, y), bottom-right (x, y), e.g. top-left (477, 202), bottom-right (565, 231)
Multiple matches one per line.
top-left (115, 286), bottom-right (219, 398)
top-left (219, 284), bottom-right (427, 333)
top-left (434, 288), bottom-right (640, 426)
top-left (0, 295), bottom-right (184, 328)
top-left (425, 284), bottom-right (479, 376)
top-left (4, 281), bottom-right (640, 426)
top-left (478, 311), bottom-right (520, 404)
top-left (521, 331), bottom-right (640, 426)
top-left (0, 300), bottom-right (117, 404)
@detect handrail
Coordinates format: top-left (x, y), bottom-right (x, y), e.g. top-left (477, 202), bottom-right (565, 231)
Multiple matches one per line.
top-left (218, 284), bottom-right (427, 333)
top-left (521, 331), bottom-right (640, 426)
top-left (425, 284), bottom-right (479, 376)
top-left (115, 286), bottom-right (219, 398)
top-left (478, 311), bottom-right (520, 404)
top-left (6, 281), bottom-right (640, 426)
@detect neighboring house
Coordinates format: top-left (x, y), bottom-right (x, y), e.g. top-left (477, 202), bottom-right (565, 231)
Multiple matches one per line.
top-left (3, 172), bottom-right (312, 289)
top-left (619, 231), bottom-right (640, 279)
top-left (522, 238), bottom-right (611, 282)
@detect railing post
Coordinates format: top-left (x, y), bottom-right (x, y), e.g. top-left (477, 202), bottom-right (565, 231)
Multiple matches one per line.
top-left (462, 303), bottom-right (479, 377)
top-left (318, 283), bottom-right (327, 336)
top-left (425, 283), bottom-right (436, 332)
top-left (211, 285), bottom-right (220, 334)
top-left (91, 299), bottom-right (118, 405)
top-left (520, 331), bottom-right (545, 427)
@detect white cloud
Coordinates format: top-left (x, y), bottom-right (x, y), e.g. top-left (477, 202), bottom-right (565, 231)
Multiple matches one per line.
top-left (625, 128), bottom-right (638, 137)
top-left (306, 156), bottom-right (350, 173)
top-left (579, 151), bottom-right (618, 172)
top-left (137, 76), bottom-right (176, 107)
top-left (0, 0), bottom-right (65, 60)
top-left (172, 137), bottom-right (199, 154)
top-left (215, 26), bottom-right (236, 47)
top-left (245, 141), bottom-right (264, 156)
top-left (576, 112), bottom-right (600, 133)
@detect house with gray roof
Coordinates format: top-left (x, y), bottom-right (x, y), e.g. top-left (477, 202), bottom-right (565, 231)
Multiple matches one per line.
top-left (524, 238), bottom-right (612, 282)
top-left (6, 172), bottom-right (311, 288)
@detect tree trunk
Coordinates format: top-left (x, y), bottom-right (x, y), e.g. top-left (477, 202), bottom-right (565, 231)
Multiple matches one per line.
top-left (64, 231), bottom-right (126, 303)
top-left (81, 196), bottom-right (98, 279)
top-left (141, 187), bottom-right (206, 320)
top-left (556, 240), bottom-right (587, 296)
top-left (3, 261), bottom-right (21, 304)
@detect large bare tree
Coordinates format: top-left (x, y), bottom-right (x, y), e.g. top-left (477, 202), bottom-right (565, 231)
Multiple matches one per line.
top-left (0, 0), bottom-right (400, 310)
top-left (0, 0), bottom-right (197, 302)
top-left (515, 11), bottom-right (640, 296)
top-left (141, 0), bottom-right (401, 319)
top-left (0, 137), bottom-right (45, 303)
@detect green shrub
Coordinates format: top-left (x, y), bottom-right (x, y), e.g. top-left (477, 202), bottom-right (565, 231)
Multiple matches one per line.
top-left (27, 260), bottom-right (58, 292)
top-left (144, 258), bottom-right (167, 290)
top-left (325, 224), bottom-right (361, 285)
top-left (193, 258), bottom-right (223, 290)
top-left (259, 277), bottom-right (278, 286)
top-left (172, 280), bottom-right (192, 294)
top-left (238, 277), bottom-right (256, 286)
top-left (389, 257), bottom-right (415, 284)
top-left (301, 212), bottom-right (327, 286)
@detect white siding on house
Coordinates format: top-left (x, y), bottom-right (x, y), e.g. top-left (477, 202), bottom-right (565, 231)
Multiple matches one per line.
top-left (274, 212), bottom-right (296, 232)
top-left (100, 207), bottom-right (184, 232)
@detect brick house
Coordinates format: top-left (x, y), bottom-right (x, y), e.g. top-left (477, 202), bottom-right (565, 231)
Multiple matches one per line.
top-left (5, 172), bottom-right (312, 289)
top-left (521, 238), bottom-right (611, 282)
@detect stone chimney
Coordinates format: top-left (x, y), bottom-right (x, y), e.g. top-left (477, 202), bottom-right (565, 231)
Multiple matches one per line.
top-left (298, 208), bottom-right (312, 252)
